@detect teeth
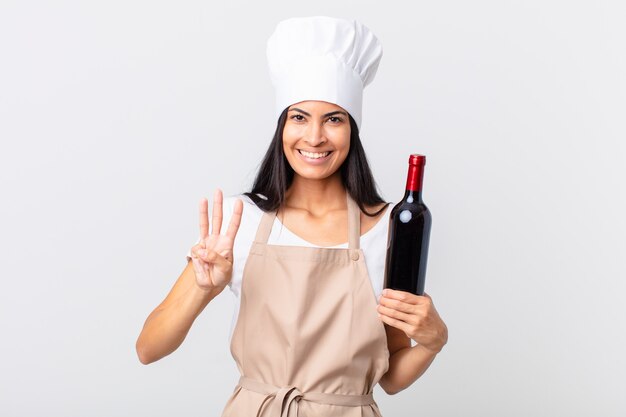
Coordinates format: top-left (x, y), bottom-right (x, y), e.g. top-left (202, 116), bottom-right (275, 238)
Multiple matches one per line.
top-left (299, 150), bottom-right (330, 159)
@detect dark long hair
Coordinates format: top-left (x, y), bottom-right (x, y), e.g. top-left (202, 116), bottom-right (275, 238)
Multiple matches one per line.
top-left (243, 107), bottom-right (390, 217)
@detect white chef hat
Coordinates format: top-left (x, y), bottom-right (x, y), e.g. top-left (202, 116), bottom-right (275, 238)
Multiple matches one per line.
top-left (266, 16), bottom-right (383, 131)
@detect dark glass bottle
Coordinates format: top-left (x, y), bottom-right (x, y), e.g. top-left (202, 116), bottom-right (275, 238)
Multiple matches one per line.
top-left (383, 154), bottom-right (432, 296)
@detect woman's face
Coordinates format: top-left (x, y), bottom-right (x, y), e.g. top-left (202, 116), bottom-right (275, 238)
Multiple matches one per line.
top-left (282, 100), bottom-right (351, 181)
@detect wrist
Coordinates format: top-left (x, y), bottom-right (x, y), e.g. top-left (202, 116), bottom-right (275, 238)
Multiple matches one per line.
top-left (417, 323), bottom-right (448, 355)
top-left (414, 341), bottom-right (444, 356)
top-left (414, 334), bottom-right (448, 356)
top-left (192, 282), bottom-right (223, 301)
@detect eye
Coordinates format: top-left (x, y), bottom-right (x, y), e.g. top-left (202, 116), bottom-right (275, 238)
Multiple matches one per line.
top-left (290, 114), bottom-right (305, 122)
top-left (328, 116), bottom-right (343, 123)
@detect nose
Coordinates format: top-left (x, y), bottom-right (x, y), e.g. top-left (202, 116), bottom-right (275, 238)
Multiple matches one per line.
top-left (304, 122), bottom-right (327, 146)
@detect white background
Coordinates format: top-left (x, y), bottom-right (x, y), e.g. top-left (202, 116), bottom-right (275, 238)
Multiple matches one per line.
top-left (1, 1), bottom-right (625, 416)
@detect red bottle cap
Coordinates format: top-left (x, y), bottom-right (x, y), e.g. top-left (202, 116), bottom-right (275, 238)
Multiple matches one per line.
top-left (406, 154), bottom-right (426, 191)
top-left (409, 154), bottom-right (426, 166)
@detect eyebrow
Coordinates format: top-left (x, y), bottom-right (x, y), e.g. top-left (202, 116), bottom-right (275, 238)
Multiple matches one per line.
top-left (289, 107), bottom-right (348, 118)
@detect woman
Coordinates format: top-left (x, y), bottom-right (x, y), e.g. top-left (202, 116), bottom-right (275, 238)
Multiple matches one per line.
top-left (136, 16), bottom-right (447, 416)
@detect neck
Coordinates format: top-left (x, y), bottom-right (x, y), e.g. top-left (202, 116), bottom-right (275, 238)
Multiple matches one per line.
top-left (403, 189), bottom-right (423, 204)
top-left (284, 172), bottom-right (347, 216)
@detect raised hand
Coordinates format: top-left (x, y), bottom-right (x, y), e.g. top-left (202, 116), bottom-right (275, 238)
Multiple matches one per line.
top-left (189, 188), bottom-right (243, 291)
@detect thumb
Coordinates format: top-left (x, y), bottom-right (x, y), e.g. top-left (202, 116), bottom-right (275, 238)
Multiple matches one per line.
top-left (203, 248), bottom-right (232, 271)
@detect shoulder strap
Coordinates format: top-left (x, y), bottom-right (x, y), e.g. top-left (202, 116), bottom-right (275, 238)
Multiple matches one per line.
top-left (254, 209), bottom-right (276, 244)
top-left (347, 192), bottom-right (361, 250)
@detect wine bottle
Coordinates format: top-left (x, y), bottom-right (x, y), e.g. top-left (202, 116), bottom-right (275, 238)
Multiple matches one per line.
top-left (383, 154), bottom-right (432, 296)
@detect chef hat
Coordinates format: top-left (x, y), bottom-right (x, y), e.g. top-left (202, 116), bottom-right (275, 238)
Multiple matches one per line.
top-left (266, 16), bottom-right (383, 131)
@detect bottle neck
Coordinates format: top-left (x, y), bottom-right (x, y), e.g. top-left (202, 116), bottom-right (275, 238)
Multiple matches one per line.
top-left (403, 188), bottom-right (423, 203)
top-left (405, 162), bottom-right (425, 203)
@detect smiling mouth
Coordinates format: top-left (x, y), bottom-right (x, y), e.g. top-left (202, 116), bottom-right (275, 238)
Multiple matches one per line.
top-left (298, 149), bottom-right (333, 159)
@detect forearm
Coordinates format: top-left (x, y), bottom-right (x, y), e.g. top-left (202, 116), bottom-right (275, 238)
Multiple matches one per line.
top-left (379, 344), bottom-right (439, 395)
top-left (136, 284), bottom-right (221, 364)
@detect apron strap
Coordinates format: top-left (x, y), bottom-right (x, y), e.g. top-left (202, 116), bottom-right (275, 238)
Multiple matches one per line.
top-left (237, 375), bottom-right (379, 417)
top-left (254, 208), bottom-right (276, 244)
top-left (254, 192), bottom-right (361, 252)
top-left (346, 192), bottom-right (360, 251)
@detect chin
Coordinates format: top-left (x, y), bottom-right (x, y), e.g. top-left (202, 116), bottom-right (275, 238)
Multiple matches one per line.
top-left (293, 166), bottom-right (341, 181)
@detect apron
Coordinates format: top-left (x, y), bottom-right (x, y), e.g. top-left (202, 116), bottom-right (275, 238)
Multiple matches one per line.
top-left (220, 192), bottom-right (390, 417)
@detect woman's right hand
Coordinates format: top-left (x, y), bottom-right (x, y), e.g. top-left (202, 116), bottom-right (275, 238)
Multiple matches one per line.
top-left (190, 188), bottom-right (243, 291)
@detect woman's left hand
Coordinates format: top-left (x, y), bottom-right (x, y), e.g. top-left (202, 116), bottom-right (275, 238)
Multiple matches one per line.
top-left (377, 289), bottom-right (448, 354)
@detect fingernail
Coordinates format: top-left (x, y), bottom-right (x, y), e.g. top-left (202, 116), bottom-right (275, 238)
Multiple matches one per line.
top-left (383, 289), bottom-right (388, 295)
